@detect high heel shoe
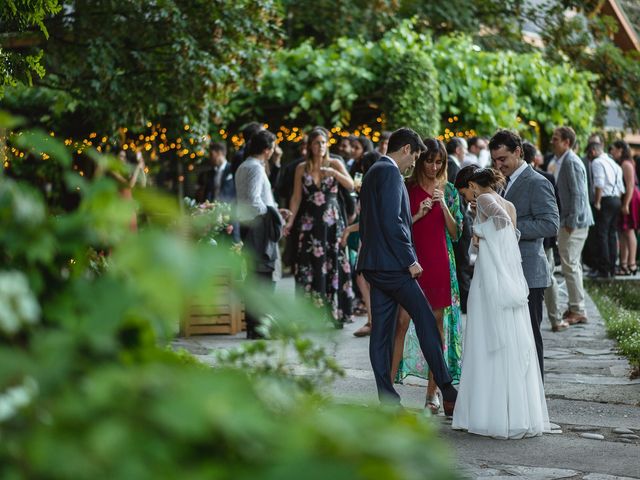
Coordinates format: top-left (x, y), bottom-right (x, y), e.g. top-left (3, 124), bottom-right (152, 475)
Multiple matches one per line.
top-left (615, 264), bottom-right (630, 276)
top-left (629, 264), bottom-right (638, 276)
top-left (425, 393), bottom-right (441, 415)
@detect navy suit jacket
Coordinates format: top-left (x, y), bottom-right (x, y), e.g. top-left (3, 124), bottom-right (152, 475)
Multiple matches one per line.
top-left (356, 156), bottom-right (417, 272)
top-left (203, 162), bottom-right (235, 203)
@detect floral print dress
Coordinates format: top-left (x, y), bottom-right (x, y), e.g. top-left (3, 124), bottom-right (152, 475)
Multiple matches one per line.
top-left (295, 171), bottom-right (354, 325)
top-left (397, 182), bottom-right (463, 384)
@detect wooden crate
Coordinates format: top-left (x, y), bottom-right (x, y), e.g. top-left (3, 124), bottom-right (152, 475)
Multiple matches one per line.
top-left (180, 271), bottom-right (245, 336)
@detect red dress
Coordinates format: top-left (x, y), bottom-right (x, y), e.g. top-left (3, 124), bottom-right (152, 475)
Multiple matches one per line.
top-left (620, 160), bottom-right (640, 231)
top-left (408, 183), bottom-right (452, 309)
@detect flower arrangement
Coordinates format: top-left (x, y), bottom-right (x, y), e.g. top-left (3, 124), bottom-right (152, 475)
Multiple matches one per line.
top-left (183, 197), bottom-right (237, 247)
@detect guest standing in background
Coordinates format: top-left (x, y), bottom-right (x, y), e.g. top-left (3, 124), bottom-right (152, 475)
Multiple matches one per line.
top-left (551, 126), bottom-right (593, 326)
top-left (586, 142), bottom-right (624, 278)
top-left (523, 141), bottom-right (568, 332)
top-left (200, 142), bottom-right (235, 203)
top-left (235, 130), bottom-right (287, 339)
top-left (349, 136), bottom-right (374, 178)
top-left (285, 128), bottom-right (355, 327)
top-left (611, 140), bottom-right (640, 275)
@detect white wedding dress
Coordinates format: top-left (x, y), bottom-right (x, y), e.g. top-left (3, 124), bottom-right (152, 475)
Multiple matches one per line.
top-left (452, 193), bottom-right (550, 439)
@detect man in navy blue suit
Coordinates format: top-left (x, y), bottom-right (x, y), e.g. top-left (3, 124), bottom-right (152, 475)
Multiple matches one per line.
top-left (357, 127), bottom-right (457, 413)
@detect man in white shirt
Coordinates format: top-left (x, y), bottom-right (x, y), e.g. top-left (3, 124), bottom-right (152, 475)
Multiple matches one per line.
top-left (235, 129), bottom-right (289, 338)
top-left (586, 142), bottom-right (624, 278)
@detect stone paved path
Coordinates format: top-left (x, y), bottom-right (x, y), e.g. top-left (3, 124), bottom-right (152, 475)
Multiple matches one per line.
top-left (175, 274), bottom-right (640, 479)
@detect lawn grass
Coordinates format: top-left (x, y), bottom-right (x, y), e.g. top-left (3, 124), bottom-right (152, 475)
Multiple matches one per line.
top-left (586, 280), bottom-right (640, 378)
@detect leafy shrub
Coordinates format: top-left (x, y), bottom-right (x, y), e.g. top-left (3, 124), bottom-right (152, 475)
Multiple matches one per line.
top-left (619, 331), bottom-right (640, 374)
top-left (587, 281), bottom-right (640, 377)
top-left (383, 51), bottom-right (439, 137)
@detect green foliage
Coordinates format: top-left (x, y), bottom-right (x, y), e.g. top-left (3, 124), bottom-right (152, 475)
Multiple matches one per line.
top-left (532, 1), bottom-right (640, 130)
top-left (230, 22), bottom-right (440, 133)
top-left (230, 23), bottom-right (595, 140)
top-left (2, 0), bottom-right (284, 138)
top-left (281, 0), bottom-right (526, 50)
top-left (0, 0), bottom-right (60, 96)
top-left (432, 35), bottom-right (596, 138)
top-left (281, 0), bottom-right (398, 47)
top-left (0, 0), bottom-right (60, 36)
top-left (382, 51), bottom-right (439, 137)
top-left (0, 117), bottom-right (460, 478)
top-left (587, 281), bottom-right (640, 377)
top-left (279, 0), bottom-right (638, 131)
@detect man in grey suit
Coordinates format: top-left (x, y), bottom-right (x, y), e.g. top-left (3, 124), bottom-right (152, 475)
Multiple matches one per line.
top-left (490, 130), bottom-right (560, 378)
top-left (551, 126), bottom-right (594, 325)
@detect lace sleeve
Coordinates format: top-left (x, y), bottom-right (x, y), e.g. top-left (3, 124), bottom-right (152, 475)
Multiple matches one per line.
top-left (476, 193), bottom-right (512, 230)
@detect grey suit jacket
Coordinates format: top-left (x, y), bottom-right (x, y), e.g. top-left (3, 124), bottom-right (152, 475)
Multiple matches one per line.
top-left (505, 165), bottom-right (560, 289)
top-left (556, 150), bottom-right (594, 229)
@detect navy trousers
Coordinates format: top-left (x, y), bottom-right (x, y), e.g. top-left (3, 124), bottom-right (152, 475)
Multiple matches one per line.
top-left (528, 287), bottom-right (545, 381)
top-left (363, 270), bottom-right (452, 403)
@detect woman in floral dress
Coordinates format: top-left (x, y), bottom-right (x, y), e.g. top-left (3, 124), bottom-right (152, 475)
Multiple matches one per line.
top-left (390, 138), bottom-right (463, 413)
top-left (285, 128), bottom-right (355, 326)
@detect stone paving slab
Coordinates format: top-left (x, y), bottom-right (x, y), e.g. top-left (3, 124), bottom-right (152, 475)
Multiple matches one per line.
top-left (463, 464), bottom-right (640, 480)
top-left (545, 372), bottom-right (640, 385)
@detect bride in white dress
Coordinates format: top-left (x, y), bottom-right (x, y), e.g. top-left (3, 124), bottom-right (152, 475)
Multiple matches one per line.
top-left (451, 166), bottom-right (550, 439)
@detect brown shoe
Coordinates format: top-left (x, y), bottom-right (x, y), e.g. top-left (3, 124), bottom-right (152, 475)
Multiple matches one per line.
top-left (566, 313), bottom-right (588, 325)
top-left (552, 319), bottom-right (570, 332)
top-left (562, 310), bottom-right (571, 319)
top-left (353, 323), bottom-right (371, 337)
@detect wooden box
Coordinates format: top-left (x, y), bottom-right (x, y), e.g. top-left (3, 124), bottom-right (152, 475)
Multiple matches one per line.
top-left (180, 271), bottom-right (245, 336)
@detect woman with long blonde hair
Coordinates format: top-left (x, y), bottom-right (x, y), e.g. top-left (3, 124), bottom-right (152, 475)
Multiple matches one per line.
top-left (285, 128), bottom-right (356, 326)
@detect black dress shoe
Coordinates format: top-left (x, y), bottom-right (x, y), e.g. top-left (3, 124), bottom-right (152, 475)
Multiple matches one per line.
top-left (586, 270), bottom-right (610, 279)
top-left (246, 330), bottom-right (265, 340)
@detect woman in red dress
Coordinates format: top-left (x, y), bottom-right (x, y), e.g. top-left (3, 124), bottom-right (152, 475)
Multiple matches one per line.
top-left (391, 138), bottom-right (462, 413)
top-left (611, 140), bottom-right (640, 275)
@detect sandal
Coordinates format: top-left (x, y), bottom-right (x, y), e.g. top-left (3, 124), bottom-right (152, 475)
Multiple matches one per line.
top-left (353, 323), bottom-right (371, 337)
top-left (353, 306), bottom-right (368, 315)
top-left (615, 264), bottom-right (630, 276)
top-left (629, 264), bottom-right (638, 276)
top-left (425, 393), bottom-right (441, 415)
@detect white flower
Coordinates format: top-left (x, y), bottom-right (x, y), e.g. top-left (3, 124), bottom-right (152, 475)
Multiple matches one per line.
top-left (0, 271), bottom-right (40, 335)
top-left (0, 377), bottom-right (38, 423)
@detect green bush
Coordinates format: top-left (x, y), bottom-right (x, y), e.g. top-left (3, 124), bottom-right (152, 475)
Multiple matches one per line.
top-left (619, 331), bottom-right (640, 373)
top-left (587, 281), bottom-right (640, 377)
top-left (229, 21), bottom-right (440, 131)
top-left (383, 50), bottom-right (439, 137)
top-left (0, 117), bottom-right (460, 479)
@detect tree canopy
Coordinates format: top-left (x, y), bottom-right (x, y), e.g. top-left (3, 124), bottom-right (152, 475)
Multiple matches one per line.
top-left (0, 0), bottom-right (61, 95)
top-left (1, 1), bottom-right (283, 138)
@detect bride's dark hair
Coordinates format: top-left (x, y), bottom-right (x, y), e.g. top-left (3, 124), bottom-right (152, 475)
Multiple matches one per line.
top-left (469, 168), bottom-right (506, 190)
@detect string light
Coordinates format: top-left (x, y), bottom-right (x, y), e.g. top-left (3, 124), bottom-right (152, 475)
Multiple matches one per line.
top-left (1, 114), bottom-right (479, 177)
